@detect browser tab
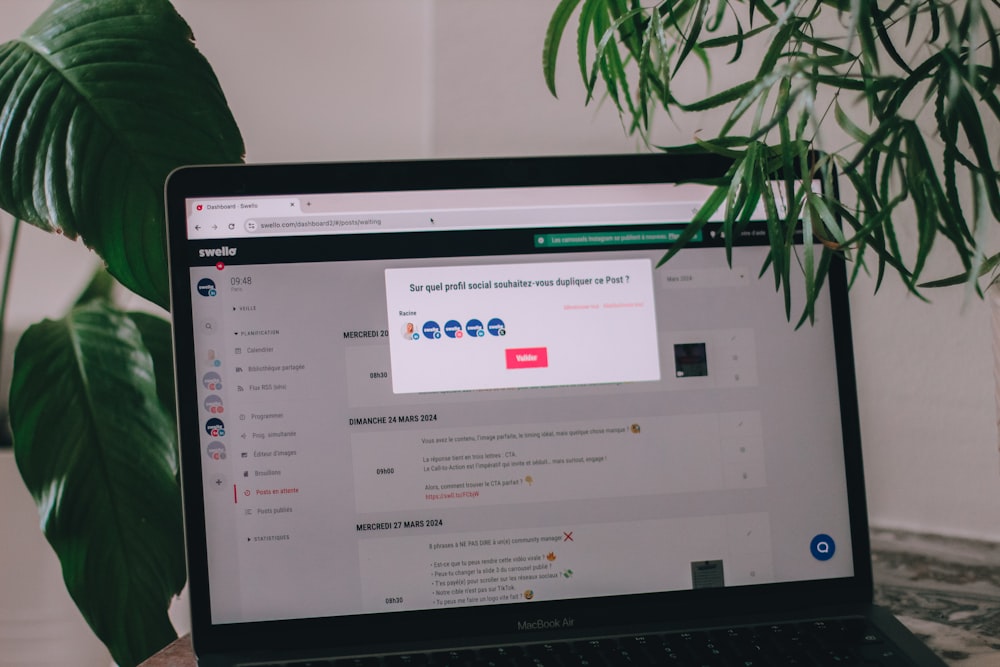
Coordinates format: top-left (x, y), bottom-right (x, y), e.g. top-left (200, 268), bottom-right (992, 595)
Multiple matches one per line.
top-left (188, 198), bottom-right (301, 238)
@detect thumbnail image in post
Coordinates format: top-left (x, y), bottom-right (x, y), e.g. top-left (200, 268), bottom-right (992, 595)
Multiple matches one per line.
top-left (673, 342), bottom-right (708, 378)
top-left (691, 559), bottom-right (725, 589)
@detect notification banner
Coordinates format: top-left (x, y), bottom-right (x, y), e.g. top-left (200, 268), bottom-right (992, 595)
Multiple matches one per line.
top-left (384, 259), bottom-right (660, 393)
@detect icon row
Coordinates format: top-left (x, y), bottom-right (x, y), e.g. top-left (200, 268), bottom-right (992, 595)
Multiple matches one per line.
top-left (202, 343), bottom-right (229, 466)
top-left (402, 317), bottom-right (506, 340)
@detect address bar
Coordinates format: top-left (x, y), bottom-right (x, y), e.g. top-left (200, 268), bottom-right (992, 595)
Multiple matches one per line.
top-left (242, 202), bottom-right (713, 237)
top-left (247, 216), bottom-right (384, 233)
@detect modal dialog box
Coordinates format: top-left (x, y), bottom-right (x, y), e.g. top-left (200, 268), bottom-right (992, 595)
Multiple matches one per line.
top-left (384, 259), bottom-right (661, 393)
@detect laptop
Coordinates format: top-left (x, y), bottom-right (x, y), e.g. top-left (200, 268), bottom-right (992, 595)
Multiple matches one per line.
top-left (165, 153), bottom-right (945, 666)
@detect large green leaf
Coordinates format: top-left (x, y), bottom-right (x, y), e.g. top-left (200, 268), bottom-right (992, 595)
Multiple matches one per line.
top-left (543, 0), bottom-right (583, 96)
top-left (10, 303), bottom-right (184, 667)
top-left (129, 309), bottom-right (177, 437)
top-left (0, 0), bottom-right (245, 309)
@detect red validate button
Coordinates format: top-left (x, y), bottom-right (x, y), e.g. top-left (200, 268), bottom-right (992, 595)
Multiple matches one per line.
top-left (506, 347), bottom-right (548, 369)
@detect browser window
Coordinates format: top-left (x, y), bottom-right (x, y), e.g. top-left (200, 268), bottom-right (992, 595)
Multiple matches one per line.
top-left (182, 181), bottom-right (852, 624)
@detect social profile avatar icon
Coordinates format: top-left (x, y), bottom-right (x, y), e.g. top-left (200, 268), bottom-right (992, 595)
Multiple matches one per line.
top-left (204, 395), bottom-right (224, 414)
top-left (401, 322), bottom-right (419, 340)
top-left (444, 320), bottom-right (463, 338)
top-left (202, 371), bottom-right (223, 391)
top-left (197, 278), bottom-right (218, 297)
top-left (466, 318), bottom-right (485, 338)
top-left (422, 321), bottom-right (442, 339)
top-left (205, 418), bottom-right (226, 438)
top-left (487, 317), bottom-right (506, 336)
top-left (206, 349), bottom-right (221, 367)
top-left (206, 441), bottom-right (226, 461)
top-left (810, 534), bottom-right (836, 561)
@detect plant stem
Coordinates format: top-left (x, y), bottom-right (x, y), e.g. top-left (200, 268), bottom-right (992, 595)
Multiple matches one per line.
top-left (0, 217), bottom-right (22, 386)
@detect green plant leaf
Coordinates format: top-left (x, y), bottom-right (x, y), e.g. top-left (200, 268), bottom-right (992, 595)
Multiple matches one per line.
top-left (543, 0), bottom-right (584, 96)
top-left (700, 20), bottom-right (772, 51)
top-left (748, 0), bottom-right (779, 24)
top-left (872, 4), bottom-right (912, 73)
top-left (636, 14), bottom-right (655, 128)
top-left (656, 173), bottom-right (732, 267)
top-left (952, 82), bottom-right (1000, 219)
top-left (607, 0), bottom-right (645, 60)
top-left (850, 0), bottom-right (881, 73)
top-left (590, 6), bottom-right (642, 118)
top-left (673, 0), bottom-right (709, 75)
top-left (678, 80), bottom-right (756, 112)
top-left (981, 10), bottom-right (1000, 87)
top-left (129, 310), bottom-right (177, 440)
top-left (919, 250), bottom-right (1000, 288)
top-left (644, 8), bottom-right (677, 109)
top-left (74, 266), bottom-right (117, 307)
top-left (10, 302), bottom-right (184, 667)
top-left (0, 0), bottom-right (245, 309)
top-left (576, 0), bottom-right (604, 102)
top-left (662, 135), bottom-right (753, 157)
top-left (835, 100), bottom-right (871, 143)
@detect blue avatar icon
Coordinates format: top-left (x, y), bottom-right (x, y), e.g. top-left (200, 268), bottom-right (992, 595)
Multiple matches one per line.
top-left (197, 278), bottom-right (217, 297)
top-left (422, 321), bottom-right (442, 339)
top-left (487, 317), bottom-right (506, 336)
top-left (444, 320), bottom-right (463, 338)
top-left (466, 319), bottom-right (485, 338)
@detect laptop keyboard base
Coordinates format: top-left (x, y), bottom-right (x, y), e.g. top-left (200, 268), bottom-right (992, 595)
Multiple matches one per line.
top-left (252, 617), bottom-right (917, 666)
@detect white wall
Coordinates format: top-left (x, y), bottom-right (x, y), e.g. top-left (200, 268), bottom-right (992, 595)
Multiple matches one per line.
top-left (161, 0), bottom-right (1000, 541)
top-left (1, 1), bottom-right (998, 663)
top-left (852, 247), bottom-right (1000, 539)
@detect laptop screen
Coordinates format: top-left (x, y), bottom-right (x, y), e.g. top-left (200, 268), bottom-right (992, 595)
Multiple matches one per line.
top-left (167, 155), bottom-right (862, 636)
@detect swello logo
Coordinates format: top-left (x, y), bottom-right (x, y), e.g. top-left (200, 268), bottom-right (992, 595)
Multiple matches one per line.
top-left (202, 371), bottom-right (223, 391)
top-left (198, 246), bottom-right (238, 258)
top-left (443, 320), bottom-right (463, 338)
top-left (422, 321), bottom-right (442, 339)
top-left (197, 278), bottom-right (217, 297)
top-left (466, 319), bottom-right (485, 337)
top-left (206, 441), bottom-right (226, 460)
top-left (204, 395), bottom-right (224, 414)
top-left (487, 317), bottom-right (507, 336)
top-left (205, 418), bottom-right (226, 438)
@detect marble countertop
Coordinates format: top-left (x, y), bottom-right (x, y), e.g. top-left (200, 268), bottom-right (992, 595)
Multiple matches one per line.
top-left (870, 528), bottom-right (1000, 665)
top-left (142, 528), bottom-right (1000, 666)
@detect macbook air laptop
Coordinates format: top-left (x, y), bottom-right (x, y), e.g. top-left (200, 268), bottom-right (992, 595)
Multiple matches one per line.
top-left (165, 153), bottom-right (945, 666)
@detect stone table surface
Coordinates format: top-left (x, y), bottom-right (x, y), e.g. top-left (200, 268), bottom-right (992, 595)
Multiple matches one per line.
top-left (141, 528), bottom-right (1000, 666)
top-left (869, 529), bottom-right (1000, 665)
